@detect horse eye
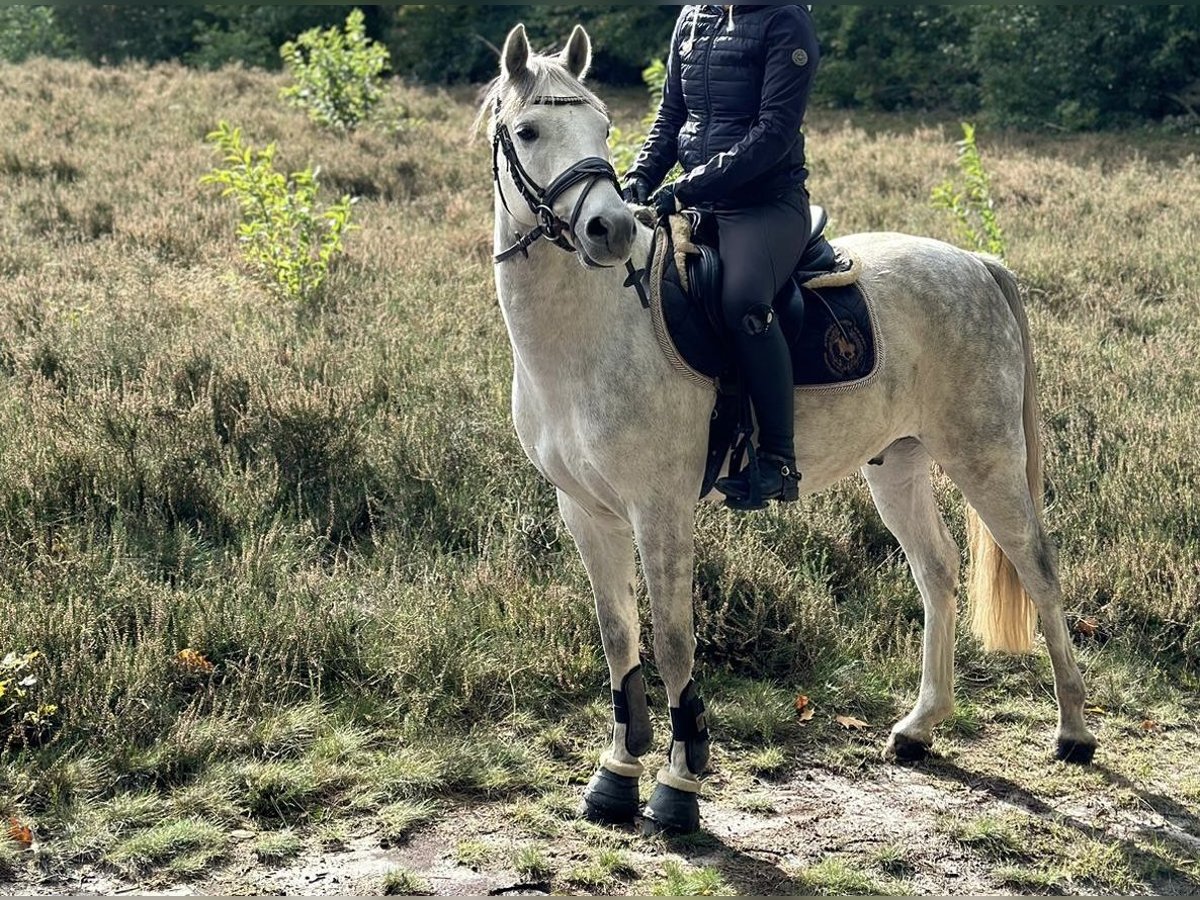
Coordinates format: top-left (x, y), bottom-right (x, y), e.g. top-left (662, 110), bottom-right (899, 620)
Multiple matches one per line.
top-left (515, 124), bottom-right (539, 142)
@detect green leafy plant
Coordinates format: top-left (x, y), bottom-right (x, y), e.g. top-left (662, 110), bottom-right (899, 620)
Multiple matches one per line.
top-left (931, 122), bottom-right (1007, 259)
top-left (0, 651), bottom-right (58, 748)
top-left (0, 6), bottom-right (70, 63)
top-left (280, 8), bottom-right (390, 131)
top-left (201, 121), bottom-right (355, 302)
top-left (609, 58), bottom-right (671, 177)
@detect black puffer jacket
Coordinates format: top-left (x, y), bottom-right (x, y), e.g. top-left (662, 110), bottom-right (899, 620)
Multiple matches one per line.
top-left (628, 4), bottom-right (820, 209)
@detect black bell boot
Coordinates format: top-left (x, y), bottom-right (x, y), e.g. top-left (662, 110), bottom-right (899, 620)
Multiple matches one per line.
top-left (642, 681), bottom-right (708, 835)
top-left (581, 767), bottom-right (641, 824)
top-left (580, 665), bottom-right (652, 824)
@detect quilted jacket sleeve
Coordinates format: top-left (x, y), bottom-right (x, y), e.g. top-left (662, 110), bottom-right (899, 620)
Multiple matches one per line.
top-left (626, 13), bottom-right (687, 191)
top-left (674, 6), bottom-right (819, 206)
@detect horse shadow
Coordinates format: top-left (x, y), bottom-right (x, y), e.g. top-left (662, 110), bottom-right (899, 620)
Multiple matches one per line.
top-left (919, 756), bottom-right (1200, 894)
top-left (649, 753), bottom-right (1200, 896)
top-left (662, 829), bottom-right (813, 896)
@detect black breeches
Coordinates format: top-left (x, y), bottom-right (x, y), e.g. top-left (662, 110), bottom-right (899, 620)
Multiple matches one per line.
top-left (715, 189), bottom-right (810, 332)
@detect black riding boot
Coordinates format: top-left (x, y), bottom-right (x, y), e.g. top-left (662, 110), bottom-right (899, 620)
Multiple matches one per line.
top-left (715, 307), bottom-right (800, 509)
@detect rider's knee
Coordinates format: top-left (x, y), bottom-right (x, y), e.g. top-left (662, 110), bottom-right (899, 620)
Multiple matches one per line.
top-left (733, 302), bottom-right (776, 337)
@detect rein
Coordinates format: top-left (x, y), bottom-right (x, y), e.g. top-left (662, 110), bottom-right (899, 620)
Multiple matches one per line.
top-left (491, 96), bottom-right (649, 307)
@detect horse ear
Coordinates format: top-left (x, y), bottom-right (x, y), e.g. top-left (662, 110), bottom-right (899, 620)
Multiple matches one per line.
top-left (502, 23), bottom-right (531, 81)
top-left (561, 24), bottom-right (591, 80)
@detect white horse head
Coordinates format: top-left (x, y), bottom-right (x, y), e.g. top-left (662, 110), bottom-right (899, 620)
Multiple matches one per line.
top-left (484, 24), bottom-right (636, 267)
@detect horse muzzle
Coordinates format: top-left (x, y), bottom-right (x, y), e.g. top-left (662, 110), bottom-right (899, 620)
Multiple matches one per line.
top-left (576, 208), bottom-right (636, 267)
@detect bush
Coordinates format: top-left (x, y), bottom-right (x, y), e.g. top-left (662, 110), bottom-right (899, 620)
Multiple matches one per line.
top-left (280, 8), bottom-right (390, 131)
top-left (812, 6), bottom-right (982, 113)
top-left (52, 5), bottom-right (197, 65)
top-left (0, 651), bottom-right (58, 749)
top-left (51, 5), bottom-right (358, 69)
top-left (608, 58), bottom-right (666, 177)
top-left (931, 123), bottom-right (1006, 259)
top-left (971, 6), bottom-right (1200, 129)
top-left (0, 6), bottom-right (70, 63)
top-left (383, 6), bottom-right (676, 86)
top-left (188, 6), bottom-right (365, 71)
top-left (200, 122), bottom-right (355, 303)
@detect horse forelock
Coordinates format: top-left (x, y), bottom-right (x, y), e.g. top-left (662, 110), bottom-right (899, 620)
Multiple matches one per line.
top-left (476, 54), bottom-right (606, 134)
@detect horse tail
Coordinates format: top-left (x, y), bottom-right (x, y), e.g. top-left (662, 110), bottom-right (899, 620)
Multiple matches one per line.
top-left (965, 256), bottom-right (1039, 653)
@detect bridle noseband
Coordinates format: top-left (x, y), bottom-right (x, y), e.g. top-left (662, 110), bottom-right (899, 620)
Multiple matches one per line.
top-left (491, 95), bottom-right (649, 305)
top-left (491, 95), bottom-right (621, 267)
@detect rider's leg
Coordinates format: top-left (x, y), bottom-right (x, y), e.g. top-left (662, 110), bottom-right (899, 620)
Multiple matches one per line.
top-left (713, 190), bottom-right (810, 506)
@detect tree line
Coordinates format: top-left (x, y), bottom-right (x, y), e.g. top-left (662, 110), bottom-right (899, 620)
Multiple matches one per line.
top-left (2, 4), bottom-right (1198, 130)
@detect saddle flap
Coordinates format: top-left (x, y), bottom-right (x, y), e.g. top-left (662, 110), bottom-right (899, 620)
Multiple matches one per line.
top-left (684, 245), bottom-right (723, 335)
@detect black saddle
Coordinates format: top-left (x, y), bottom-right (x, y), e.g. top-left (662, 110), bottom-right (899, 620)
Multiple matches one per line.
top-left (652, 205), bottom-right (876, 497)
top-left (680, 205), bottom-right (837, 360)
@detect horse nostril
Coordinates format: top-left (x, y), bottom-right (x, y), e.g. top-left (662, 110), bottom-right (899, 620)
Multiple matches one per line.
top-left (586, 216), bottom-right (610, 240)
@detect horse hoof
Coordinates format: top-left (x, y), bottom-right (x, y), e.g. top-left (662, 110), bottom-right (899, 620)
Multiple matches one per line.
top-left (1055, 738), bottom-right (1097, 765)
top-left (641, 782), bottom-right (700, 835)
top-left (886, 732), bottom-right (932, 762)
top-left (580, 767), bottom-right (640, 824)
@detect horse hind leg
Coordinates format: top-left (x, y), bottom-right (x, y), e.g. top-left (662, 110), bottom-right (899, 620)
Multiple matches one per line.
top-left (936, 444), bottom-right (1097, 763)
top-left (864, 438), bottom-right (960, 761)
top-left (556, 491), bottom-right (649, 823)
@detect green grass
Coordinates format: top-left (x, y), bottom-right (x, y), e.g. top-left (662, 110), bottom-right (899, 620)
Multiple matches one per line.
top-left (512, 843), bottom-right (554, 880)
top-left (996, 863), bottom-right (1066, 893)
top-left (743, 745), bottom-right (789, 778)
top-left (566, 847), bottom-right (639, 891)
top-left (252, 828), bottom-right (303, 863)
top-left (454, 838), bottom-right (492, 870)
top-left (0, 57), bottom-right (1197, 892)
top-left (647, 860), bottom-right (734, 896)
top-left (378, 799), bottom-right (438, 844)
top-left (871, 843), bottom-right (914, 878)
top-left (946, 813), bottom-right (1030, 861)
top-left (382, 867), bottom-right (432, 896)
top-left (0, 842), bottom-right (20, 881)
top-left (791, 858), bottom-right (898, 896)
top-left (110, 819), bottom-right (228, 874)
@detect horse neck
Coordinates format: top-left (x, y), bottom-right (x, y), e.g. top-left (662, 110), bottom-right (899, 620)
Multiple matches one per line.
top-left (494, 208), bottom-right (655, 384)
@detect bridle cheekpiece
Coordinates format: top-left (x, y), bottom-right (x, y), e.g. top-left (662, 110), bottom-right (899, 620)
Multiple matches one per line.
top-left (491, 95), bottom-right (619, 267)
top-left (491, 94), bottom-right (649, 306)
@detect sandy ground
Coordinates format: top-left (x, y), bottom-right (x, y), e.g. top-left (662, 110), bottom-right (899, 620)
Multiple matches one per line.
top-left (12, 725), bottom-right (1199, 897)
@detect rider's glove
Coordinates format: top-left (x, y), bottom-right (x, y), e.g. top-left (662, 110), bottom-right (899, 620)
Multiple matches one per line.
top-left (650, 182), bottom-right (681, 218)
top-left (621, 177), bottom-right (651, 205)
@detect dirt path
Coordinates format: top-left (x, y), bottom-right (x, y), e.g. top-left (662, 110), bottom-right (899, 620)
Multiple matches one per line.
top-left (20, 723), bottom-right (1199, 897)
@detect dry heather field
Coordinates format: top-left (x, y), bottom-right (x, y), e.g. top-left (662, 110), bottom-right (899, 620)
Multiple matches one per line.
top-left (0, 60), bottom-right (1198, 895)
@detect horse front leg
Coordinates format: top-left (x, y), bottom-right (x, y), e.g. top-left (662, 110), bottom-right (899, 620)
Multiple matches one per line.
top-left (632, 501), bottom-right (708, 834)
top-left (557, 490), bottom-right (651, 824)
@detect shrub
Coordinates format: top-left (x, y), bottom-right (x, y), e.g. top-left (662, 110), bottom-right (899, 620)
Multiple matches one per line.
top-left (0, 6), bottom-right (70, 63)
top-left (812, 6), bottom-right (982, 113)
top-left (971, 6), bottom-right (1200, 129)
top-left (931, 123), bottom-right (1006, 259)
top-left (280, 8), bottom-right (390, 131)
top-left (0, 650), bottom-right (58, 749)
top-left (383, 6), bottom-right (676, 86)
top-left (608, 58), bottom-right (666, 177)
top-left (200, 121), bottom-right (355, 302)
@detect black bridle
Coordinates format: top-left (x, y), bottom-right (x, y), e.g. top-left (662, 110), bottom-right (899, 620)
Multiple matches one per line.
top-left (491, 96), bottom-right (649, 306)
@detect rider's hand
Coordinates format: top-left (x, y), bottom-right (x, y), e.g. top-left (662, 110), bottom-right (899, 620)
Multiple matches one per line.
top-left (621, 177), bottom-right (651, 205)
top-left (650, 182), bottom-right (681, 218)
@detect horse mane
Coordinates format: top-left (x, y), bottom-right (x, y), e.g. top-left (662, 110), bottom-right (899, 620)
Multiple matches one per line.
top-left (475, 51), bottom-right (606, 135)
